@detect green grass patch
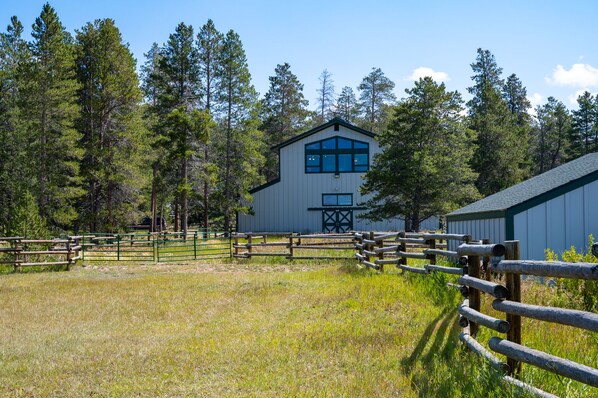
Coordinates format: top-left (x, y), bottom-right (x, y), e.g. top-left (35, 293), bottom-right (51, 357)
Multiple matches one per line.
top-left (0, 261), bottom-right (593, 397)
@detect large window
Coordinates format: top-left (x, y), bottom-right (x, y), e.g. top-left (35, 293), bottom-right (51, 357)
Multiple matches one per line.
top-left (305, 136), bottom-right (369, 173)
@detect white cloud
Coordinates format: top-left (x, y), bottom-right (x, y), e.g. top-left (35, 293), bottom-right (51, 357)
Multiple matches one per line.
top-left (527, 93), bottom-right (543, 116)
top-left (568, 88), bottom-right (596, 106)
top-left (546, 63), bottom-right (598, 87)
top-left (409, 67), bottom-right (450, 82)
top-left (528, 93), bottom-right (543, 108)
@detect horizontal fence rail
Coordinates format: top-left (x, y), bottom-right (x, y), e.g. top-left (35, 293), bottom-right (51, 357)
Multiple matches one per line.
top-left (232, 232), bottom-right (356, 261)
top-left (0, 236), bottom-right (82, 271)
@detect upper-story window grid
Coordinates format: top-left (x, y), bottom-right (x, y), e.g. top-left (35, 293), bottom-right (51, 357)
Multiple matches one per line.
top-left (305, 136), bottom-right (369, 174)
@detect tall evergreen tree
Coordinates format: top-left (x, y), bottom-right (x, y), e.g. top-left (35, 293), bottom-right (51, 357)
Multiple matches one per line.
top-left (75, 18), bottom-right (149, 231)
top-left (357, 67), bottom-right (396, 132)
top-left (260, 62), bottom-right (309, 180)
top-left (467, 49), bottom-right (525, 196)
top-left (316, 69), bottom-right (334, 123)
top-left (140, 42), bottom-right (169, 232)
top-left (196, 19), bottom-right (223, 230)
top-left (214, 30), bottom-right (264, 231)
top-left (532, 97), bottom-right (571, 174)
top-left (360, 77), bottom-right (479, 231)
top-left (569, 91), bottom-right (597, 158)
top-left (0, 16), bottom-right (31, 234)
top-left (156, 22), bottom-right (202, 232)
top-left (334, 86), bottom-right (359, 123)
top-left (503, 73), bottom-right (532, 175)
top-left (24, 3), bottom-right (83, 229)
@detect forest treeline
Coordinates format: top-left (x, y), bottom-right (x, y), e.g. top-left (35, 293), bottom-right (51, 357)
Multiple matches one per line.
top-left (1, 3), bottom-right (597, 235)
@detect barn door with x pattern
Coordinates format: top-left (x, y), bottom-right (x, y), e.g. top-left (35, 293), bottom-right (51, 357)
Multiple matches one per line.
top-left (322, 209), bottom-right (353, 233)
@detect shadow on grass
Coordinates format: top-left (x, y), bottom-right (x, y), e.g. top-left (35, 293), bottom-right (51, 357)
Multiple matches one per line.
top-left (402, 308), bottom-right (458, 371)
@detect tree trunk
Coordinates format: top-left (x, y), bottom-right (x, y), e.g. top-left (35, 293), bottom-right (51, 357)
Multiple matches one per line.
top-left (150, 165), bottom-right (157, 233)
top-left (181, 157), bottom-right (188, 235)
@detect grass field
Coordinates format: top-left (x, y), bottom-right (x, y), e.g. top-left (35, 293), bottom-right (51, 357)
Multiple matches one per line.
top-left (0, 259), bottom-right (595, 397)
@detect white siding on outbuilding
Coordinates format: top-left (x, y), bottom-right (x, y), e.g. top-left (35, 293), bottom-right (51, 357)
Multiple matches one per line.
top-left (447, 218), bottom-right (505, 251)
top-left (513, 179), bottom-right (598, 259)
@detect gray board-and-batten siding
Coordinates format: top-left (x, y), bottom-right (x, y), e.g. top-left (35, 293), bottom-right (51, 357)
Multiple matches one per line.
top-left (447, 153), bottom-right (598, 258)
top-left (237, 118), bottom-right (438, 233)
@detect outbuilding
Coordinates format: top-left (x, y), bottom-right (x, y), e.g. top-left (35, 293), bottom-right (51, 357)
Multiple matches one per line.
top-left (238, 118), bottom-right (438, 233)
top-left (446, 152), bottom-right (598, 259)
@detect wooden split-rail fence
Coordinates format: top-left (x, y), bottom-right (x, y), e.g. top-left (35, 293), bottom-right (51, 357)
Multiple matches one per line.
top-left (232, 232), bottom-right (357, 260)
top-left (354, 231), bottom-right (598, 397)
top-left (0, 236), bottom-right (83, 271)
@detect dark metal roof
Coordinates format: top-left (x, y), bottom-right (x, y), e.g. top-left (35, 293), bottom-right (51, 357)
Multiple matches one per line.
top-left (448, 152), bottom-right (598, 217)
top-left (271, 117), bottom-right (376, 150)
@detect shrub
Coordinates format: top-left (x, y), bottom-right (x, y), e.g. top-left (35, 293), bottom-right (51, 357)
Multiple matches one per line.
top-left (545, 235), bottom-right (598, 312)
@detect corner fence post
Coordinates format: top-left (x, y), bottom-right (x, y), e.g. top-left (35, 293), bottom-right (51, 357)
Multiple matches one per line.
top-left (504, 240), bottom-right (522, 375)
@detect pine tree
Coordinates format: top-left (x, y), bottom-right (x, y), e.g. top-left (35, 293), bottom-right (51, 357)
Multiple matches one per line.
top-left (155, 22), bottom-right (202, 232)
top-left (316, 69), bottom-right (334, 123)
top-left (467, 49), bottom-right (525, 196)
top-left (214, 30), bottom-right (264, 231)
top-left (334, 86), bottom-right (359, 123)
top-left (196, 19), bottom-right (223, 230)
top-left (140, 42), bottom-right (171, 232)
top-left (24, 3), bottom-right (83, 229)
top-left (0, 16), bottom-right (30, 234)
top-left (569, 91), bottom-right (597, 158)
top-left (532, 97), bottom-right (571, 174)
top-left (260, 62), bottom-right (309, 180)
top-left (503, 73), bottom-right (532, 175)
top-left (360, 77), bottom-right (479, 231)
top-left (357, 67), bottom-right (396, 132)
top-left (75, 18), bottom-right (149, 231)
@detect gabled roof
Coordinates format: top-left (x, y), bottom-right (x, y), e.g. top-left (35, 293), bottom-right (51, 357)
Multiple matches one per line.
top-left (448, 152), bottom-right (598, 218)
top-left (272, 117), bottom-right (376, 150)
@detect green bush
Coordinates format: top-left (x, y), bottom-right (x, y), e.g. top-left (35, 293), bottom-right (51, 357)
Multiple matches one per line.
top-left (545, 235), bottom-right (598, 312)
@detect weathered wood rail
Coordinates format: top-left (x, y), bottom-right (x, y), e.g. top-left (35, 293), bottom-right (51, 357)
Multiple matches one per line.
top-left (0, 236), bottom-right (83, 271)
top-left (232, 232), bottom-right (356, 260)
top-left (353, 232), bottom-right (598, 396)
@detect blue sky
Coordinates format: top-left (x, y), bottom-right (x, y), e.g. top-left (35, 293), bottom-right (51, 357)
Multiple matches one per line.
top-left (3, 1), bottom-right (598, 112)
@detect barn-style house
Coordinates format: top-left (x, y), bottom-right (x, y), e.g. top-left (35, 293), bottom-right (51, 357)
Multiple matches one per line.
top-left (237, 118), bottom-right (438, 233)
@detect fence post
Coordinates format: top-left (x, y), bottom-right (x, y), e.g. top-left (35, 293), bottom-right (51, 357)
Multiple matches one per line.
top-left (398, 231), bottom-right (407, 270)
top-left (482, 238), bottom-right (491, 281)
top-left (234, 234), bottom-right (239, 257)
top-left (247, 234), bottom-right (252, 260)
top-left (366, 231), bottom-right (374, 265)
top-left (289, 234), bottom-right (294, 259)
top-left (194, 231), bottom-right (198, 260)
top-left (66, 236), bottom-right (72, 271)
top-left (117, 234), bottom-right (121, 261)
top-left (377, 237), bottom-right (384, 272)
top-left (426, 237), bottom-right (436, 265)
top-left (504, 240), bottom-right (522, 375)
top-left (467, 253), bottom-right (481, 337)
top-left (13, 238), bottom-right (20, 273)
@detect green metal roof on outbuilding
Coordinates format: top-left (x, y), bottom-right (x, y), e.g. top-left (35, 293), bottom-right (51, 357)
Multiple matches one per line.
top-left (447, 152), bottom-right (598, 220)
